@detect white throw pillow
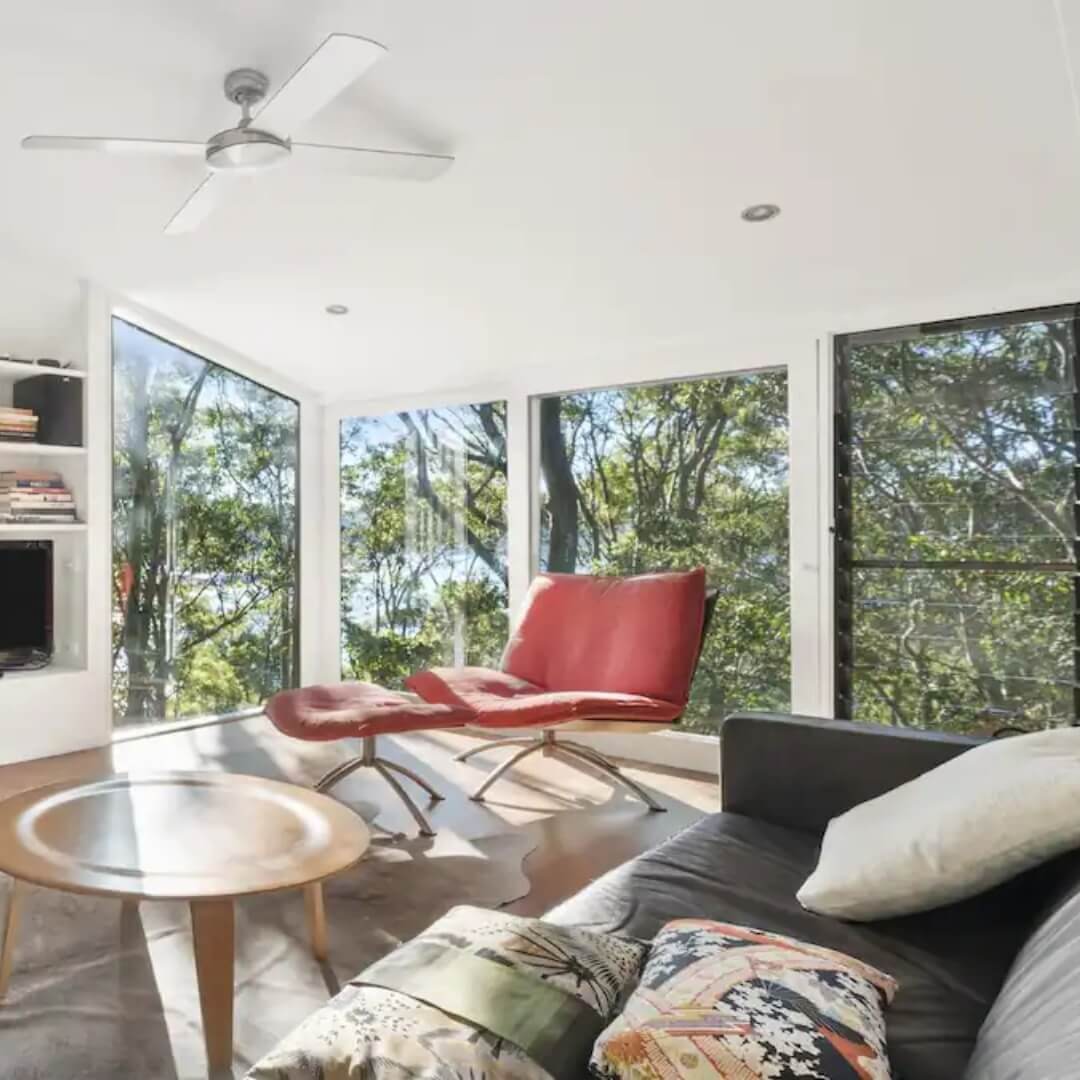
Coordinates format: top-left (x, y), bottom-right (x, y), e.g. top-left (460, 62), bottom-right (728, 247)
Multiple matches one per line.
top-left (797, 727), bottom-right (1080, 921)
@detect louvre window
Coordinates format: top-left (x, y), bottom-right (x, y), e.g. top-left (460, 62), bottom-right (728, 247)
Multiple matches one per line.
top-left (835, 306), bottom-right (1079, 734)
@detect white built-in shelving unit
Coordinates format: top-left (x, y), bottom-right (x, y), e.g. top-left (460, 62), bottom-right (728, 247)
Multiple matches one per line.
top-left (0, 325), bottom-right (90, 705)
top-left (0, 659), bottom-right (86, 682)
top-left (0, 522), bottom-right (88, 536)
top-left (0, 441), bottom-right (87, 457)
top-left (0, 266), bottom-right (113, 769)
top-left (0, 358), bottom-right (86, 380)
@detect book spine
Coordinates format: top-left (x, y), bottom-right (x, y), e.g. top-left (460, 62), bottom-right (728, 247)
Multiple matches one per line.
top-left (1, 509), bottom-right (77, 517)
top-left (6, 496), bottom-right (74, 504)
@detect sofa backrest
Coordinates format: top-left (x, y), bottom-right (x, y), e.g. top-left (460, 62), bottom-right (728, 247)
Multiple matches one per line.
top-left (721, 712), bottom-right (982, 835)
top-left (501, 568), bottom-right (707, 703)
top-left (720, 712), bottom-right (1080, 1078)
top-left (963, 850), bottom-right (1080, 1077)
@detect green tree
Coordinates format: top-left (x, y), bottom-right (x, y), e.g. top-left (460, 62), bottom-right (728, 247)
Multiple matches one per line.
top-left (112, 320), bottom-right (299, 726)
top-left (540, 373), bottom-right (791, 731)
top-left (340, 403), bottom-right (508, 687)
top-left (841, 316), bottom-right (1075, 733)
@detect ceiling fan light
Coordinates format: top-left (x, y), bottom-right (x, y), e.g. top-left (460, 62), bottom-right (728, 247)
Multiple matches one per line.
top-left (206, 128), bottom-right (291, 172)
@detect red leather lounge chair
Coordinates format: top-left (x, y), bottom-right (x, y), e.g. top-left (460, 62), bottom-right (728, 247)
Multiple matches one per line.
top-left (406, 568), bottom-right (716, 809)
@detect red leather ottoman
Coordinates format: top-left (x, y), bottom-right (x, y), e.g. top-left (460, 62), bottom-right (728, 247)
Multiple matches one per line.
top-left (265, 682), bottom-right (474, 836)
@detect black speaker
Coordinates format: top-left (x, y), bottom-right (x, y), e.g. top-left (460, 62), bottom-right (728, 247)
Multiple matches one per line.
top-left (13, 375), bottom-right (83, 447)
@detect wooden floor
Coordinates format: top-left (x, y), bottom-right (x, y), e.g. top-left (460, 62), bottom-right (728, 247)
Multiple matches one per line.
top-left (0, 716), bottom-right (719, 917)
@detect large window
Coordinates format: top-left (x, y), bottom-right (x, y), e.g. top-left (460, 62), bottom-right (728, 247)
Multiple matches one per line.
top-left (112, 319), bottom-right (300, 728)
top-left (537, 372), bottom-right (790, 730)
top-left (340, 403), bottom-right (508, 685)
top-left (835, 306), bottom-right (1079, 734)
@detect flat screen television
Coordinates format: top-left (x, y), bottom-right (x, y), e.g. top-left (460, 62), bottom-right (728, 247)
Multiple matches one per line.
top-left (0, 541), bottom-right (53, 669)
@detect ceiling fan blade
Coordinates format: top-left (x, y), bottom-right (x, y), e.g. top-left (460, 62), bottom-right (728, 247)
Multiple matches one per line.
top-left (254, 34), bottom-right (386, 136)
top-left (164, 174), bottom-right (223, 234)
top-left (22, 135), bottom-right (206, 158)
top-left (290, 142), bottom-right (453, 180)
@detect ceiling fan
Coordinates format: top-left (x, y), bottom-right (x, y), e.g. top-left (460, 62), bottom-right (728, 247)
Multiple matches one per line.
top-left (21, 34), bottom-right (454, 235)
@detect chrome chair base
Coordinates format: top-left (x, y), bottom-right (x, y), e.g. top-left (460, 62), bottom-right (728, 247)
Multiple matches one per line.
top-left (315, 736), bottom-right (444, 837)
top-left (455, 730), bottom-right (666, 812)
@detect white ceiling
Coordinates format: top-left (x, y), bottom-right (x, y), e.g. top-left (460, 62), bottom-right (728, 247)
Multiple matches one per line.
top-left (3, 0), bottom-right (1080, 400)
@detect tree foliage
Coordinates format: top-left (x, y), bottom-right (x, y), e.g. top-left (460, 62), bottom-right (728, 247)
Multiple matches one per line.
top-left (539, 374), bottom-right (791, 732)
top-left (843, 316), bottom-right (1076, 733)
top-left (339, 381), bottom-right (789, 735)
top-left (340, 404), bottom-right (508, 685)
top-left (111, 320), bottom-right (299, 726)
top-left (114, 310), bottom-right (1073, 739)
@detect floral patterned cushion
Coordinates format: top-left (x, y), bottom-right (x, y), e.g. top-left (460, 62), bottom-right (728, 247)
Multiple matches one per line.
top-left (589, 919), bottom-right (897, 1080)
top-left (246, 906), bottom-right (645, 1080)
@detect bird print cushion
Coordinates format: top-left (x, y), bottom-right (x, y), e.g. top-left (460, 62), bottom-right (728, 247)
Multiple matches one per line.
top-left (246, 905), bottom-right (645, 1079)
top-left (590, 919), bottom-right (897, 1079)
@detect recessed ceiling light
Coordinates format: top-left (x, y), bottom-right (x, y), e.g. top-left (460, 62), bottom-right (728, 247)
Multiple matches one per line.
top-left (741, 203), bottom-right (781, 223)
top-left (325, 304), bottom-right (349, 316)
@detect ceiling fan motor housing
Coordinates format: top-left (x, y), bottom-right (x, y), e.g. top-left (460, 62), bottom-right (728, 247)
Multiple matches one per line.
top-left (206, 68), bottom-right (291, 171)
top-left (205, 127), bottom-right (291, 172)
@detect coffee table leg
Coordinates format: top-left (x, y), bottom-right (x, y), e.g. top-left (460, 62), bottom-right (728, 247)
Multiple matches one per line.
top-left (190, 899), bottom-right (234, 1072)
top-left (0, 878), bottom-right (22, 1000)
top-left (304, 882), bottom-right (328, 961)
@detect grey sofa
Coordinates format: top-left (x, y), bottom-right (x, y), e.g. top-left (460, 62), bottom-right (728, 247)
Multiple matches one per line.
top-left (546, 712), bottom-right (1080, 1079)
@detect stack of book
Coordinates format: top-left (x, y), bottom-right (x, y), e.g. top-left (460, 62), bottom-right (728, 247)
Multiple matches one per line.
top-left (0, 470), bottom-right (78, 523)
top-left (0, 406), bottom-right (38, 442)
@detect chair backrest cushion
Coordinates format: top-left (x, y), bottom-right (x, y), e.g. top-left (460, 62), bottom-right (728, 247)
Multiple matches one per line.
top-left (501, 568), bottom-right (707, 704)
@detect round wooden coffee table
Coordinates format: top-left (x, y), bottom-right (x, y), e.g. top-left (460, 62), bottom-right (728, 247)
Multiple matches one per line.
top-left (0, 771), bottom-right (370, 1071)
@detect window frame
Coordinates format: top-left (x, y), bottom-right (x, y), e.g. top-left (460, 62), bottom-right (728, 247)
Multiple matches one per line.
top-left (833, 303), bottom-right (1080, 730)
top-left (325, 341), bottom-right (826, 773)
top-left (109, 312), bottom-right (303, 732)
top-left (529, 365), bottom-right (794, 732)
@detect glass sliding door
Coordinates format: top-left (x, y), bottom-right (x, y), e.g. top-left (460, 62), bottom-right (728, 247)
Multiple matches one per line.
top-left (340, 402), bottom-right (508, 685)
top-left (536, 371), bottom-right (790, 730)
top-left (111, 318), bottom-right (300, 728)
top-left (835, 306), bottom-right (1079, 734)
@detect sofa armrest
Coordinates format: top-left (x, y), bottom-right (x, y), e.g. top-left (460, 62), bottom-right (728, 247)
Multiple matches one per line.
top-left (720, 711), bottom-right (982, 835)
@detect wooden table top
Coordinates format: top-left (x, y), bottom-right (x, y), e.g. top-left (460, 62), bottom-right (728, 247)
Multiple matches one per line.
top-left (0, 771), bottom-right (371, 900)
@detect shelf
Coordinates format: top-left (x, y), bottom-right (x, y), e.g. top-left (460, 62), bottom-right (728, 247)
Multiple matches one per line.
top-left (0, 442), bottom-right (86, 457)
top-left (0, 359), bottom-right (85, 380)
top-left (0, 659), bottom-right (86, 683)
top-left (0, 522), bottom-right (86, 535)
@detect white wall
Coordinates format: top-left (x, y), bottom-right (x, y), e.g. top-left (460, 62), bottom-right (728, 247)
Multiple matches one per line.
top-left (0, 244), bottom-right (82, 361)
top-left (0, 251), bottom-right (103, 766)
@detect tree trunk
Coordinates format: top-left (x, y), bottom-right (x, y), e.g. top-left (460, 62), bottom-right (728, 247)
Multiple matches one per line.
top-left (539, 397), bottom-right (579, 572)
top-left (398, 412), bottom-right (507, 583)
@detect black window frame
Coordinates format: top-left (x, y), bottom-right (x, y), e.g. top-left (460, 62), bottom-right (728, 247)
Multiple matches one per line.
top-left (833, 303), bottom-right (1080, 731)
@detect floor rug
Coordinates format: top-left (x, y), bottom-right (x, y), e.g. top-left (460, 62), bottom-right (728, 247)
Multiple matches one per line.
top-left (0, 828), bottom-right (534, 1080)
top-left (0, 727), bottom-right (537, 1079)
